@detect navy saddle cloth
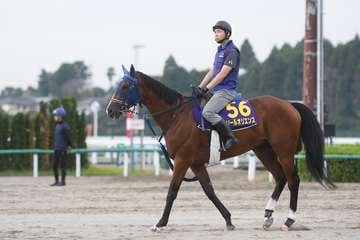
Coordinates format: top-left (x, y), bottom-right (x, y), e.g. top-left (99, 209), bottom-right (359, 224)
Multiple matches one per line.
top-left (192, 94), bottom-right (258, 131)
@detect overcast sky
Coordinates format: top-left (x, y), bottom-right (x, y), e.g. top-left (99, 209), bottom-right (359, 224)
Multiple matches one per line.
top-left (0, 0), bottom-right (359, 90)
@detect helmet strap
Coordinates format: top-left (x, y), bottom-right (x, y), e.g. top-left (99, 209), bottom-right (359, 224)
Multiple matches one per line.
top-left (217, 36), bottom-right (229, 44)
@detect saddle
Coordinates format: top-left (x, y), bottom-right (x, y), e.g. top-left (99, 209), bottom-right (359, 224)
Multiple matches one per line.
top-left (192, 93), bottom-right (258, 131)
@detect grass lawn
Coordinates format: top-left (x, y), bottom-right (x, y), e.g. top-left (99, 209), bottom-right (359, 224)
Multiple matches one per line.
top-left (0, 164), bottom-right (156, 177)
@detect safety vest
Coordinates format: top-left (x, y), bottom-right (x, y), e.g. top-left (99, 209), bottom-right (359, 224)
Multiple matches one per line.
top-left (211, 40), bottom-right (240, 92)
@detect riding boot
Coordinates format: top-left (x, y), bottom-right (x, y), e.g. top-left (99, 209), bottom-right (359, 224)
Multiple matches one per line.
top-left (50, 175), bottom-right (59, 186)
top-left (60, 173), bottom-right (66, 186)
top-left (213, 120), bottom-right (240, 151)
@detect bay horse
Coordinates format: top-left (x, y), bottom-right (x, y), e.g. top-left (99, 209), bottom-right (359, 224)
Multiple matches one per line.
top-left (106, 65), bottom-right (334, 231)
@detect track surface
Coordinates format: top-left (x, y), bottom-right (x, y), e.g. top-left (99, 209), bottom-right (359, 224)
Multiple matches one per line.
top-left (1, 167), bottom-right (359, 239)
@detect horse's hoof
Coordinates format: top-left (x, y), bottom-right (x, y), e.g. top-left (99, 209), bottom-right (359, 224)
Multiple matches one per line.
top-left (280, 224), bottom-right (289, 231)
top-left (150, 225), bottom-right (161, 232)
top-left (226, 224), bottom-right (235, 231)
top-left (263, 216), bottom-right (274, 230)
top-left (281, 218), bottom-right (295, 231)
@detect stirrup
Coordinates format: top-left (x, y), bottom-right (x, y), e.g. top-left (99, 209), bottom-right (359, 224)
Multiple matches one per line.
top-left (223, 138), bottom-right (240, 150)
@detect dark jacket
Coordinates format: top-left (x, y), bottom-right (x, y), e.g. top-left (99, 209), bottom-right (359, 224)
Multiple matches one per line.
top-left (54, 121), bottom-right (72, 150)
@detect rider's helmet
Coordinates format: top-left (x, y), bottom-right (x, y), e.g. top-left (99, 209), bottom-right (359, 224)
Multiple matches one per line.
top-left (213, 20), bottom-right (232, 38)
top-left (53, 106), bottom-right (66, 117)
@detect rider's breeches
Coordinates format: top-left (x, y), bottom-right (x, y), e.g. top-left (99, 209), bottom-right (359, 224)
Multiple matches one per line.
top-left (202, 89), bottom-right (236, 125)
top-left (53, 150), bottom-right (67, 182)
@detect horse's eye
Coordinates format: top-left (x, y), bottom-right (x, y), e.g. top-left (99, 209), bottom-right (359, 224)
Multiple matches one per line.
top-left (121, 83), bottom-right (129, 90)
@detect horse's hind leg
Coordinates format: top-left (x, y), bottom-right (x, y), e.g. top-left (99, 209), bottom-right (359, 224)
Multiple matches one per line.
top-left (254, 142), bottom-right (287, 230)
top-left (278, 154), bottom-right (300, 231)
top-left (191, 164), bottom-right (235, 230)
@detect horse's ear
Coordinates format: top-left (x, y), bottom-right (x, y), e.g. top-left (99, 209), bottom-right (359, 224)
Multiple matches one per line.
top-left (122, 65), bottom-right (130, 76)
top-left (130, 64), bottom-right (136, 77)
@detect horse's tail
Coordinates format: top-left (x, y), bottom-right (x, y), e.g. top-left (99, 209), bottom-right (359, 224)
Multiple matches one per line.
top-left (291, 102), bottom-right (336, 189)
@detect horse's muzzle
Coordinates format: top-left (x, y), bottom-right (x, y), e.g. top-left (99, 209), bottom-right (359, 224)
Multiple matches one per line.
top-left (106, 108), bottom-right (122, 120)
top-left (106, 100), bottom-right (124, 119)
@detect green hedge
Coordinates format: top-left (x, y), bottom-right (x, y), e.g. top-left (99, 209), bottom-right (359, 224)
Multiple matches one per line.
top-left (0, 97), bottom-right (88, 171)
top-left (298, 144), bottom-right (360, 182)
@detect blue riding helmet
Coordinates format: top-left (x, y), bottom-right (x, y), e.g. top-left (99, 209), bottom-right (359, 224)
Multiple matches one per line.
top-left (53, 107), bottom-right (66, 117)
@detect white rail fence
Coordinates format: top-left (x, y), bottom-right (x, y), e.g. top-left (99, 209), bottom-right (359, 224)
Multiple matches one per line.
top-left (1, 148), bottom-right (271, 182)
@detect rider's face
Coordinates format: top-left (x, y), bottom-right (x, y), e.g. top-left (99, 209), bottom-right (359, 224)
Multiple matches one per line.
top-left (54, 115), bottom-right (62, 122)
top-left (214, 28), bottom-right (226, 43)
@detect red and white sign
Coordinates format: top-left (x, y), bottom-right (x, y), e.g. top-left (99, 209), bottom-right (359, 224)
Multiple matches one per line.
top-left (126, 113), bottom-right (134, 138)
top-left (126, 118), bottom-right (145, 130)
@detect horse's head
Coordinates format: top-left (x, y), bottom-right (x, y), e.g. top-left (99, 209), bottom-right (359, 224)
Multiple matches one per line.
top-left (106, 64), bottom-right (140, 119)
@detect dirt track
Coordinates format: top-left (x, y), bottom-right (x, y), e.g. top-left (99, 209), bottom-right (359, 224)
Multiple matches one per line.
top-left (0, 166), bottom-right (359, 240)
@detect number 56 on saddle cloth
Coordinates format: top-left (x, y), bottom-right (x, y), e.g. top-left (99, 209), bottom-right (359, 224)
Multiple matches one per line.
top-left (192, 95), bottom-right (258, 131)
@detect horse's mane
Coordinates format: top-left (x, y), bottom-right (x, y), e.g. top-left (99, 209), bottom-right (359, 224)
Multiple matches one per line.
top-left (137, 72), bottom-right (183, 106)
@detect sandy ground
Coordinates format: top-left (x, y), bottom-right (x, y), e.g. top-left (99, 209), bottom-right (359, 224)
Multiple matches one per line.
top-left (0, 166), bottom-right (359, 240)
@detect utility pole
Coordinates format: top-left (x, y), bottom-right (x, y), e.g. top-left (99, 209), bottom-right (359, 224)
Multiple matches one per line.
top-left (131, 44), bottom-right (145, 171)
top-left (133, 44), bottom-right (145, 69)
top-left (303, 0), bottom-right (317, 111)
top-left (317, 0), bottom-right (324, 131)
top-left (303, 0), bottom-right (325, 131)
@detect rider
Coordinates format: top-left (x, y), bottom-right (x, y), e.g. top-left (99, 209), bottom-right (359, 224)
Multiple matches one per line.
top-left (195, 20), bottom-right (240, 151)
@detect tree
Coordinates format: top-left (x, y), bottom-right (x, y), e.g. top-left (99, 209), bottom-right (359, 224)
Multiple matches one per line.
top-left (239, 62), bottom-right (261, 98)
top-left (38, 69), bottom-right (52, 96)
top-left (37, 61), bottom-right (92, 98)
top-left (1, 87), bottom-right (24, 97)
top-left (107, 67), bottom-right (115, 90)
top-left (280, 42), bottom-right (303, 100)
top-left (9, 113), bottom-right (28, 169)
top-left (240, 39), bottom-right (259, 69)
top-left (161, 55), bottom-right (192, 95)
top-left (323, 35), bottom-right (360, 135)
top-left (35, 102), bottom-right (51, 169)
top-left (0, 112), bottom-right (10, 170)
top-left (77, 111), bottom-right (88, 167)
top-left (77, 87), bottom-right (106, 99)
top-left (257, 47), bottom-right (287, 97)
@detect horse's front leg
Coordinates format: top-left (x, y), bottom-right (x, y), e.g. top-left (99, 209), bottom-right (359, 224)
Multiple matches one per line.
top-left (191, 164), bottom-right (235, 230)
top-left (152, 159), bottom-right (190, 231)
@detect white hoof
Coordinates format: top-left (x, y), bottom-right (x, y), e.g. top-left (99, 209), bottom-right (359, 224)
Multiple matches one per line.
top-left (280, 224), bottom-right (289, 231)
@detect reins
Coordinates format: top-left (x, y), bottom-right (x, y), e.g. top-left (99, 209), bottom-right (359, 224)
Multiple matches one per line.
top-left (144, 97), bottom-right (198, 182)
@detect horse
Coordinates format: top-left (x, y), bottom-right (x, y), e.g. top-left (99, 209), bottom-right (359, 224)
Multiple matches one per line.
top-left (106, 65), bottom-right (334, 231)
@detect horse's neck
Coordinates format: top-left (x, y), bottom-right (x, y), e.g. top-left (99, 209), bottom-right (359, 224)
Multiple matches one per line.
top-left (137, 74), bottom-right (184, 131)
top-left (142, 94), bottom-right (179, 131)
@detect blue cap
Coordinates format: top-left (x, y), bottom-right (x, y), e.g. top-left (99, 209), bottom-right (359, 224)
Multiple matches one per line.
top-left (53, 107), bottom-right (66, 117)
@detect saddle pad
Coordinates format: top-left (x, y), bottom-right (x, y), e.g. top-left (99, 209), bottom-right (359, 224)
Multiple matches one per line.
top-left (192, 96), bottom-right (258, 131)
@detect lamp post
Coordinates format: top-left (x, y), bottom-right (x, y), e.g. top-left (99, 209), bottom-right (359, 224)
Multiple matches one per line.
top-left (130, 44), bottom-right (145, 170)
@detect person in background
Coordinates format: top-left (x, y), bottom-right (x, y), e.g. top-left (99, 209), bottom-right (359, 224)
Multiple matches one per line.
top-left (50, 106), bottom-right (72, 186)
